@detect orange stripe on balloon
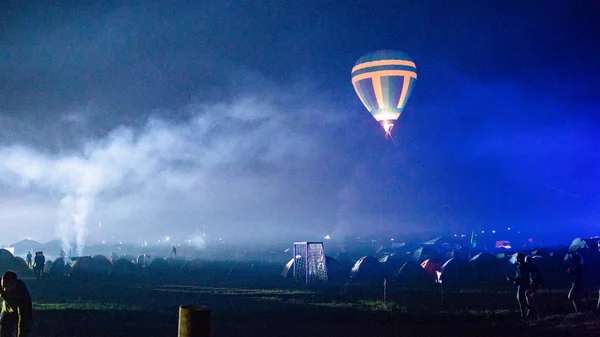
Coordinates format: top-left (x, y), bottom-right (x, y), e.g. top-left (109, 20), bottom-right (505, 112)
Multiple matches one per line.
top-left (352, 70), bottom-right (417, 85)
top-left (352, 59), bottom-right (416, 73)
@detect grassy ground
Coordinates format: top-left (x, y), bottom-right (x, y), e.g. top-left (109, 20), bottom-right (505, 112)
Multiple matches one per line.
top-left (20, 273), bottom-right (600, 337)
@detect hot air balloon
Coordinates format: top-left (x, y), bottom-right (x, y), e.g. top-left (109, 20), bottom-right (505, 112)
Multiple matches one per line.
top-left (351, 50), bottom-right (417, 137)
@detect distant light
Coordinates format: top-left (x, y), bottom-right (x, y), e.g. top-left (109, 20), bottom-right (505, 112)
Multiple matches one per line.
top-left (492, 230), bottom-right (496, 234)
top-left (324, 235), bottom-right (331, 240)
top-left (518, 231), bottom-right (521, 234)
top-left (390, 238), bottom-right (394, 241)
top-left (144, 241), bottom-right (148, 247)
top-left (165, 236), bottom-right (170, 241)
top-left (101, 240), bottom-right (106, 244)
top-left (481, 231), bottom-right (485, 233)
top-left (119, 241), bottom-right (122, 245)
top-left (158, 240), bottom-right (161, 243)
top-left (508, 228), bottom-right (511, 231)
top-left (453, 234), bottom-right (457, 237)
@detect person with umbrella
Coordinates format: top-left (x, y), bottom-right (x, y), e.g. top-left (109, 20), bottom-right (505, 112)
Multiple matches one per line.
top-left (567, 253), bottom-right (584, 313)
top-left (506, 253), bottom-right (533, 318)
top-left (524, 255), bottom-right (541, 318)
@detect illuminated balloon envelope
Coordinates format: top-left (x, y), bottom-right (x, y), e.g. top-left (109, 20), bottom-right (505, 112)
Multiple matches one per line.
top-left (351, 50), bottom-right (417, 137)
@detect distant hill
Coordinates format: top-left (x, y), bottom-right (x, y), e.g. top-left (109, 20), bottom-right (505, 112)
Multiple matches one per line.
top-left (9, 239), bottom-right (70, 257)
top-left (41, 240), bottom-right (66, 256)
top-left (9, 239), bottom-right (43, 256)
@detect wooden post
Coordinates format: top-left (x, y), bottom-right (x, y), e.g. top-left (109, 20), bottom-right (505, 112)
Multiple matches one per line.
top-left (383, 278), bottom-right (387, 306)
top-left (178, 305), bottom-right (211, 337)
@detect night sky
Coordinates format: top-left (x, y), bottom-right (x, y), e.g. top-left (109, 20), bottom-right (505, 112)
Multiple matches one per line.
top-left (1, 1), bottom-right (599, 250)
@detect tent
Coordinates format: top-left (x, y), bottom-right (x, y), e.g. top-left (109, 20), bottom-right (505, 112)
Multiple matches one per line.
top-left (111, 258), bottom-right (138, 276)
top-left (180, 258), bottom-right (204, 275)
top-left (440, 258), bottom-right (476, 289)
top-left (148, 258), bottom-right (169, 274)
top-left (0, 250), bottom-right (30, 276)
top-left (325, 256), bottom-right (349, 284)
top-left (335, 252), bottom-right (353, 264)
top-left (411, 246), bottom-right (441, 263)
top-left (0, 249), bottom-right (15, 275)
top-left (44, 260), bottom-right (53, 274)
top-left (12, 256), bottom-right (31, 276)
top-left (70, 257), bottom-right (93, 277)
top-left (469, 252), bottom-right (496, 267)
top-left (137, 254), bottom-right (148, 267)
top-left (396, 261), bottom-right (431, 286)
top-left (420, 258), bottom-right (444, 277)
top-left (379, 253), bottom-right (409, 278)
top-left (524, 249), bottom-right (569, 289)
top-left (0, 249), bottom-right (13, 262)
top-left (168, 258), bottom-right (186, 272)
top-left (47, 258), bottom-right (71, 277)
top-left (70, 255), bottom-right (113, 277)
top-left (281, 258), bottom-right (294, 279)
top-left (92, 255), bottom-right (113, 275)
top-left (349, 256), bottom-right (384, 284)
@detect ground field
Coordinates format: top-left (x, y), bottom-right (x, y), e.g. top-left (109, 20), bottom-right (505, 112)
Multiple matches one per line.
top-left (18, 264), bottom-right (600, 336)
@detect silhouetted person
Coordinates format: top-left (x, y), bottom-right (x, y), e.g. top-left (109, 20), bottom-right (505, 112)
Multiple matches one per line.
top-left (0, 271), bottom-right (32, 337)
top-left (25, 252), bottom-right (31, 269)
top-left (40, 252), bottom-right (45, 274)
top-left (567, 254), bottom-right (584, 313)
top-left (507, 253), bottom-right (532, 318)
top-left (524, 255), bottom-right (541, 318)
top-left (33, 253), bottom-right (42, 279)
top-left (172, 246), bottom-right (177, 258)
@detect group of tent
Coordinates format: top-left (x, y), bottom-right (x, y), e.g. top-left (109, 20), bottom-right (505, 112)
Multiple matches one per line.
top-left (284, 237), bottom-right (600, 289)
top-left (45, 256), bottom-right (250, 278)
top-left (0, 249), bottom-right (258, 279)
top-left (0, 236), bottom-right (595, 289)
